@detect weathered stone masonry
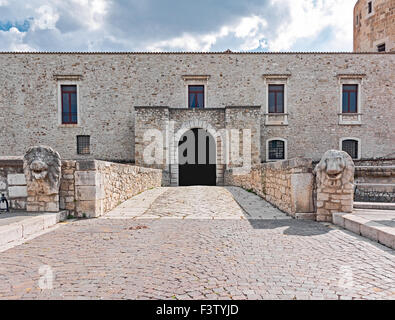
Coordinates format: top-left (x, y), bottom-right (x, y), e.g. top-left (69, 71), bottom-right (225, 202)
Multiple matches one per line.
top-left (354, 0), bottom-right (395, 52)
top-left (135, 106), bottom-right (261, 185)
top-left (0, 52), bottom-right (394, 166)
top-left (225, 158), bottom-right (314, 217)
top-left (0, 157), bottom-right (162, 217)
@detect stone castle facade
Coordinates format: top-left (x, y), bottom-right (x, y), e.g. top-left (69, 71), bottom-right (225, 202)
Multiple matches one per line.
top-left (0, 1), bottom-right (394, 186)
top-left (0, 52), bottom-right (394, 185)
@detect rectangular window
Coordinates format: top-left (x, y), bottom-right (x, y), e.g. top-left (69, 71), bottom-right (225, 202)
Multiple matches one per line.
top-left (61, 85), bottom-right (77, 124)
top-left (377, 43), bottom-right (386, 52)
top-left (342, 140), bottom-right (358, 159)
top-left (342, 84), bottom-right (358, 113)
top-left (77, 135), bottom-right (90, 155)
top-left (188, 85), bottom-right (204, 108)
top-left (268, 140), bottom-right (285, 160)
top-left (368, 2), bottom-right (372, 14)
top-left (268, 84), bottom-right (284, 113)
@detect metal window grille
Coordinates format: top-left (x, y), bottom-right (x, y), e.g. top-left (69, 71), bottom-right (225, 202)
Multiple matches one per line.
top-left (342, 140), bottom-right (358, 159)
top-left (269, 140), bottom-right (285, 160)
top-left (77, 135), bottom-right (90, 155)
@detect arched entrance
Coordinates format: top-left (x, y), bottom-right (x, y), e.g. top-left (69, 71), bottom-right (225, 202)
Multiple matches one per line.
top-left (178, 128), bottom-right (216, 186)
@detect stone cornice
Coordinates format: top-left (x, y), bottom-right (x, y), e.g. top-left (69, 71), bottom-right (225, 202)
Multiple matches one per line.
top-left (182, 75), bottom-right (210, 81)
top-left (53, 74), bottom-right (83, 81)
top-left (262, 73), bottom-right (291, 80)
top-left (337, 73), bottom-right (367, 79)
top-left (134, 106), bottom-right (170, 110)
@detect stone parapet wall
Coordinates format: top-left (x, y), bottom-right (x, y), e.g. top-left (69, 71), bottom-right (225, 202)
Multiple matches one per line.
top-left (262, 158), bottom-right (314, 215)
top-left (0, 157), bottom-right (162, 217)
top-left (224, 166), bottom-right (264, 198)
top-left (74, 160), bottom-right (162, 217)
top-left (97, 161), bottom-right (162, 215)
top-left (225, 157), bottom-right (314, 216)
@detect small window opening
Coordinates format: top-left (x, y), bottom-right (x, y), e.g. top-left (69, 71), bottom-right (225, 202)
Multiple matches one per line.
top-left (77, 135), bottom-right (90, 155)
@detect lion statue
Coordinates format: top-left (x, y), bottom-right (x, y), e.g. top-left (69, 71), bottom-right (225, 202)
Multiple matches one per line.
top-left (314, 150), bottom-right (355, 189)
top-left (23, 146), bottom-right (61, 195)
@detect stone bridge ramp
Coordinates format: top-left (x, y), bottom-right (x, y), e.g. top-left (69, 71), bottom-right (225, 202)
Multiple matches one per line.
top-left (103, 186), bottom-right (290, 220)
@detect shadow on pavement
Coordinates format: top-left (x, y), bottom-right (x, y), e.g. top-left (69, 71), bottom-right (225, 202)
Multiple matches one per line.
top-left (248, 219), bottom-right (332, 236)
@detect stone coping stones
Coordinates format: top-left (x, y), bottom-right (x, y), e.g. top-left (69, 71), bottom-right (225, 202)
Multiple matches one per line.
top-left (333, 210), bottom-right (395, 249)
top-left (0, 211), bottom-right (67, 250)
top-left (262, 157), bottom-right (313, 172)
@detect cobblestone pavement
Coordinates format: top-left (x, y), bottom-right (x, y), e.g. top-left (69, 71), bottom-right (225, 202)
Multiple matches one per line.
top-left (0, 187), bottom-right (394, 300)
top-left (105, 186), bottom-right (289, 220)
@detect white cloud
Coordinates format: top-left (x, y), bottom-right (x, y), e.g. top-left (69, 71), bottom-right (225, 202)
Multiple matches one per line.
top-left (32, 5), bottom-right (59, 31)
top-left (0, 27), bottom-right (34, 51)
top-left (0, 0), bottom-right (354, 52)
top-left (146, 15), bottom-right (267, 52)
top-left (69, 0), bottom-right (110, 30)
top-left (268, 0), bottom-right (353, 51)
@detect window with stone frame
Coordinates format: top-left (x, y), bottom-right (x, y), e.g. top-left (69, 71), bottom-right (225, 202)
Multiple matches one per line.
top-left (268, 140), bottom-right (285, 160)
top-left (342, 84), bottom-right (358, 113)
top-left (342, 139), bottom-right (359, 159)
top-left (77, 135), bottom-right (90, 155)
top-left (268, 84), bottom-right (285, 113)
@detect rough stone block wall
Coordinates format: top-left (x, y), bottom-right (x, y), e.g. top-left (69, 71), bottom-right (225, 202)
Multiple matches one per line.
top-left (97, 161), bottom-right (162, 214)
top-left (0, 53), bottom-right (394, 163)
top-left (262, 158), bottom-right (314, 215)
top-left (225, 158), bottom-right (314, 216)
top-left (0, 157), bottom-right (26, 210)
top-left (74, 160), bottom-right (162, 218)
top-left (59, 160), bottom-right (77, 213)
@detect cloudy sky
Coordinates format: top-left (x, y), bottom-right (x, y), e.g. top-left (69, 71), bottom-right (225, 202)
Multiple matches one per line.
top-left (0, 0), bottom-right (355, 52)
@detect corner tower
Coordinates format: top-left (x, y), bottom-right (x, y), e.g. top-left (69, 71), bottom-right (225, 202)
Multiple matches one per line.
top-left (354, 0), bottom-right (395, 52)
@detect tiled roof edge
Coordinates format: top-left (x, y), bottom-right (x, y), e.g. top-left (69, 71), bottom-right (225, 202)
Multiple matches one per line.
top-left (0, 51), bottom-right (394, 55)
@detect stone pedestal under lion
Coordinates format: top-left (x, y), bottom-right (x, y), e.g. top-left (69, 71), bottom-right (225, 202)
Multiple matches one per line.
top-left (23, 146), bottom-right (61, 212)
top-left (314, 150), bottom-right (355, 222)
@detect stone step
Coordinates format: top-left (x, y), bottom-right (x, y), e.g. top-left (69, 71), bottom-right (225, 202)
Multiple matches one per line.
top-left (355, 183), bottom-right (395, 192)
top-left (354, 202), bottom-right (395, 210)
top-left (0, 211), bottom-right (67, 252)
top-left (333, 211), bottom-right (395, 250)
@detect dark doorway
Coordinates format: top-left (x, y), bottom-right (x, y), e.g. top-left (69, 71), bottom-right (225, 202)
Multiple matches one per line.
top-left (178, 128), bottom-right (216, 186)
